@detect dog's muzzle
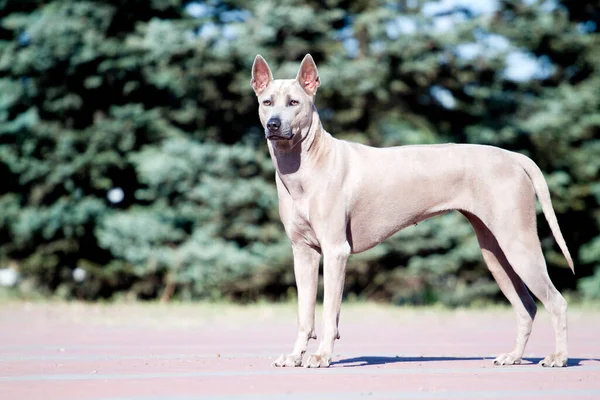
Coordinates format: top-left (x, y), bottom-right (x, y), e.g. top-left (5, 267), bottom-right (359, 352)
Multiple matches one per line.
top-left (265, 117), bottom-right (293, 141)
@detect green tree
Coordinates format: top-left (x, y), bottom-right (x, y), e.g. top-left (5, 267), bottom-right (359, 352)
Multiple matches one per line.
top-left (0, 0), bottom-right (598, 304)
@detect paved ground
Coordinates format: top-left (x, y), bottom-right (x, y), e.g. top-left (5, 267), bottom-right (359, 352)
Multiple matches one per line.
top-left (0, 302), bottom-right (599, 399)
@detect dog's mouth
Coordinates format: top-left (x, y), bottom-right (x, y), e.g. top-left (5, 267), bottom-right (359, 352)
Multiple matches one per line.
top-left (266, 132), bottom-right (294, 141)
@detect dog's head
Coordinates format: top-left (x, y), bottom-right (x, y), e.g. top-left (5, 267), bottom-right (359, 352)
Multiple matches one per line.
top-left (251, 54), bottom-right (320, 147)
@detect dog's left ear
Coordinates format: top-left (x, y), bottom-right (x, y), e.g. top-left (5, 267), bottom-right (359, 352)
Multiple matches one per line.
top-left (296, 54), bottom-right (320, 96)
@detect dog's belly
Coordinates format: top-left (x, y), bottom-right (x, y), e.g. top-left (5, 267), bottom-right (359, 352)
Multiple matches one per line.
top-left (347, 207), bottom-right (449, 254)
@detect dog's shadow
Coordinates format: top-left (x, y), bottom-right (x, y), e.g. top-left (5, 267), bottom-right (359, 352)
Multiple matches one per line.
top-left (333, 355), bottom-right (596, 368)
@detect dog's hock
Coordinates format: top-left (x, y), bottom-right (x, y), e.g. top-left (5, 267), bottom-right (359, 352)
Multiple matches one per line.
top-left (296, 54), bottom-right (320, 96)
top-left (251, 54), bottom-right (273, 96)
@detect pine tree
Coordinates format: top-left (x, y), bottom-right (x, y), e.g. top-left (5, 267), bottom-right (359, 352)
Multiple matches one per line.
top-left (0, 0), bottom-right (597, 303)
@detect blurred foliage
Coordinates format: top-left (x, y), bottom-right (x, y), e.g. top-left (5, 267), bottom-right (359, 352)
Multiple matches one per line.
top-left (0, 0), bottom-right (598, 304)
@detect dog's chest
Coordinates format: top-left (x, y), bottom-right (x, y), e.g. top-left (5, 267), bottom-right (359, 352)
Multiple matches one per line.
top-left (291, 198), bottom-right (312, 230)
top-left (289, 199), bottom-right (319, 246)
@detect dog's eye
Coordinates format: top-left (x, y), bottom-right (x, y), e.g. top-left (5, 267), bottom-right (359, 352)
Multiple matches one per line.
top-left (289, 100), bottom-right (299, 106)
top-left (263, 99), bottom-right (272, 106)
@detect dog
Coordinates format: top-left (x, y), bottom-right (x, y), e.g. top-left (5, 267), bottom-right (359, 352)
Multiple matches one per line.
top-left (250, 54), bottom-right (573, 368)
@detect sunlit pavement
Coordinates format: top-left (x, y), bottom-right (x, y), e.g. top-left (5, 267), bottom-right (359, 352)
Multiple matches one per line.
top-left (1, 302), bottom-right (599, 399)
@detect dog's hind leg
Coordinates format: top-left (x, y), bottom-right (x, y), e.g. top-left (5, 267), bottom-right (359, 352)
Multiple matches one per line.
top-left (493, 225), bottom-right (568, 367)
top-left (474, 175), bottom-right (568, 367)
top-left (463, 212), bottom-right (537, 366)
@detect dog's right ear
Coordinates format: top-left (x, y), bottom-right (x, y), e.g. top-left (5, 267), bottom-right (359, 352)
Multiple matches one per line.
top-left (251, 55), bottom-right (273, 96)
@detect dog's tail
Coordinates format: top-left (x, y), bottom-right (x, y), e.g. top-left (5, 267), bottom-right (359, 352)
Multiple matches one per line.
top-left (516, 153), bottom-right (574, 274)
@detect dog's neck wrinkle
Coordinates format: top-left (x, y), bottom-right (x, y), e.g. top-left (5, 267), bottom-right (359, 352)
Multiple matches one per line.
top-left (307, 121), bottom-right (333, 169)
top-left (304, 107), bottom-right (321, 153)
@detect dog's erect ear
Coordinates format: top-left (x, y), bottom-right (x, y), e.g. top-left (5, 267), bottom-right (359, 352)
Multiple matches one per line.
top-left (296, 54), bottom-right (320, 96)
top-left (251, 55), bottom-right (273, 96)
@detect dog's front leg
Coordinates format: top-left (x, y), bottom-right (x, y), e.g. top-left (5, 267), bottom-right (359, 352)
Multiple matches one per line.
top-left (272, 243), bottom-right (320, 367)
top-left (305, 242), bottom-right (350, 368)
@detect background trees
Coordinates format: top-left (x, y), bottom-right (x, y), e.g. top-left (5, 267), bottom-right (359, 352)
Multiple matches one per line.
top-left (0, 0), bottom-right (598, 304)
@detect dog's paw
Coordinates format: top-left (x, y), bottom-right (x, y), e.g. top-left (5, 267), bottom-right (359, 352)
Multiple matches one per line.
top-left (272, 354), bottom-right (303, 367)
top-left (304, 354), bottom-right (331, 368)
top-left (539, 353), bottom-right (567, 368)
top-left (493, 353), bottom-right (522, 366)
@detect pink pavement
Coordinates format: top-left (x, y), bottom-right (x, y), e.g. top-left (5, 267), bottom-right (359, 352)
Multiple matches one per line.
top-left (0, 302), bottom-right (598, 400)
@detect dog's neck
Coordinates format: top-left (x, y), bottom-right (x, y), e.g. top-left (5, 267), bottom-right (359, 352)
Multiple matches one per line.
top-left (268, 108), bottom-right (333, 198)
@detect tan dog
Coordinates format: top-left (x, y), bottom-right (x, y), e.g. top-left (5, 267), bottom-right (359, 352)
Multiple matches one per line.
top-left (250, 54), bottom-right (573, 368)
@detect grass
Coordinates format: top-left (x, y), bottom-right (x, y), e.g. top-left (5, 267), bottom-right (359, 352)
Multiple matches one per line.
top-left (1, 286), bottom-right (598, 329)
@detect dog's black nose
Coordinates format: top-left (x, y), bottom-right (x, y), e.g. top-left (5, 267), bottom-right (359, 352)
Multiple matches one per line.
top-left (267, 118), bottom-right (281, 131)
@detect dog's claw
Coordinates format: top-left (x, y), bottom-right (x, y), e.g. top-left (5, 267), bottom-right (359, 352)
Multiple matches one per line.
top-left (304, 354), bottom-right (331, 368)
top-left (493, 353), bottom-right (522, 366)
top-left (539, 353), bottom-right (567, 368)
top-left (272, 354), bottom-right (302, 367)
